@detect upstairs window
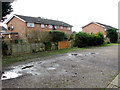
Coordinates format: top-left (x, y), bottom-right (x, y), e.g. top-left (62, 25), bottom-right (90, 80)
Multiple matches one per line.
top-left (41, 24), bottom-right (44, 28)
top-left (61, 26), bottom-right (63, 29)
top-left (27, 23), bottom-right (35, 27)
top-left (67, 27), bottom-right (71, 30)
top-left (49, 25), bottom-right (52, 29)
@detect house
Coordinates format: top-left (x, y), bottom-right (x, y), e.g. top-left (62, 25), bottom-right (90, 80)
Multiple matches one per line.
top-left (82, 22), bottom-right (118, 37)
top-left (5, 14), bottom-right (73, 40)
top-left (0, 26), bottom-right (11, 39)
top-left (0, 26), bottom-right (7, 33)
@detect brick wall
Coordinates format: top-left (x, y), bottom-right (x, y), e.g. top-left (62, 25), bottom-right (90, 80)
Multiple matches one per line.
top-left (7, 16), bottom-right (27, 39)
top-left (82, 23), bottom-right (106, 35)
top-left (7, 16), bottom-right (72, 40)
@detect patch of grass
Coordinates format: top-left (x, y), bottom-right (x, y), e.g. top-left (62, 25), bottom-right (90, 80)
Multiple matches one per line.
top-left (2, 47), bottom-right (82, 66)
top-left (81, 43), bottom-right (118, 49)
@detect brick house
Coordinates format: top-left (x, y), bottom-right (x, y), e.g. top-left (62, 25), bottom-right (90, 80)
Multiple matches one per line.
top-left (5, 14), bottom-right (73, 41)
top-left (82, 22), bottom-right (118, 37)
top-left (0, 26), bottom-right (7, 33)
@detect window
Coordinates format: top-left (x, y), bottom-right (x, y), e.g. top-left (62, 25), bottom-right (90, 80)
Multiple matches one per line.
top-left (41, 24), bottom-right (44, 28)
top-left (55, 26), bottom-right (57, 29)
top-left (37, 24), bottom-right (39, 27)
top-left (67, 27), bottom-right (71, 30)
top-left (49, 25), bottom-right (52, 29)
top-left (27, 23), bottom-right (35, 27)
top-left (61, 26), bottom-right (63, 29)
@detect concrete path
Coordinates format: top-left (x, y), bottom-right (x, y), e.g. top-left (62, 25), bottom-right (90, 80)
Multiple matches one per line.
top-left (107, 74), bottom-right (119, 88)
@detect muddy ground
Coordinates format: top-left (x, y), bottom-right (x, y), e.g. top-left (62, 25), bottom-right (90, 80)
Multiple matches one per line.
top-left (2, 45), bottom-right (118, 88)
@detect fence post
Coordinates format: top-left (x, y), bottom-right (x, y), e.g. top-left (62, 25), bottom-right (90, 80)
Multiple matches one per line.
top-left (17, 44), bottom-right (18, 55)
top-left (10, 40), bottom-right (13, 55)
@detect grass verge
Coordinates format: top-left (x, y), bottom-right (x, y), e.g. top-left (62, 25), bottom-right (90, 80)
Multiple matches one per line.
top-left (2, 43), bottom-right (118, 66)
top-left (2, 47), bottom-right (82, 66)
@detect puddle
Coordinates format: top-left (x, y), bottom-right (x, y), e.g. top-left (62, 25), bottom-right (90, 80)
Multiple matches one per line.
top-left (22, 65), bottom-right (34, 69)
top-left (47, 67), bottom-right (56, 70)
top-left (68, 53), bottom-right (84, 57)
top-left (1, 60), bottom-right (61, 80)
top-left (68, 52), bottom-right (99, 57)
top-left (1, 71), bottom-right (22, 80)
top-left (71, 53), bottom-right (78, 56)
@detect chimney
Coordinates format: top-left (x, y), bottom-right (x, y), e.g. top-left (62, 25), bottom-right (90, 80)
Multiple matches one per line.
top-left (38, 17), bottom-right (41, 22)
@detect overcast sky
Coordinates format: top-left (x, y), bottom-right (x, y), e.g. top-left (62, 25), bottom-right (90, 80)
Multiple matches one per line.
top-left (4, 0), bottom-right (120, 32)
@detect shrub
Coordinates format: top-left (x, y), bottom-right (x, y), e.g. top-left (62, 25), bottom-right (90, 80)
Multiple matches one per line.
top-left (44, 42), bottom-right (52, 51)
top-left (64, 33), bottom-right (73, 41)
top-left (74, 32), bottom-right (104, 48)
top-left (74, 32), bottom-right (90, 47)
top-left (2, 41), bottom-right (8, 56)
top-left (27, 30), bottom-right (52, 43)
top-left (106, 29), bottom-right (118, 43)
top-left (49, 31), bottom-right (65, 42)
top-left (96, 32), bottom-right (104, 44)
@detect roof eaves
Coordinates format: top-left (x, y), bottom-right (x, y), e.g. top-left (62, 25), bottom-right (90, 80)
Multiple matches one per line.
top-left (82, 22), bottom-right (93, 28)
top-left (93, 22), bottom-right (105, 28)
top-left (5, 14), bottom-right (26, 24)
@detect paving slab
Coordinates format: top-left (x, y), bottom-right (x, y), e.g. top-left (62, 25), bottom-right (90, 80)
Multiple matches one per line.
top-left (107, 74), bottom-right (119, 88)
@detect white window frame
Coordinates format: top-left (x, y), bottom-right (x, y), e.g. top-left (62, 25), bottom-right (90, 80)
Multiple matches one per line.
top-left (27, 23), bottom-right (35, 27)
top-left (67, 27), bottom-right (71, 30)
top-left (41, 24), bottom-right (44, 28)
top-left (61, 26), bottom-right (63, 29)
top-left (49, 25), bottom-right (52, 29)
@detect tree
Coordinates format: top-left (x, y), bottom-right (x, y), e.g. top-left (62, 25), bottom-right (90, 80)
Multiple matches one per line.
top-left (49, 31), bottom-right (65, 42)
top-left (2, 2), bottom-right (13, 21)
top-left (27, 30), bottom-right (52, 43)
top-left (106, 29), bottom-right (118, 43)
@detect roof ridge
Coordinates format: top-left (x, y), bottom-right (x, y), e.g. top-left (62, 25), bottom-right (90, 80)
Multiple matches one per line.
top-left (7, 14), bottom-right (73, 27)
top-left (95, 22), bottom-right (117, 29)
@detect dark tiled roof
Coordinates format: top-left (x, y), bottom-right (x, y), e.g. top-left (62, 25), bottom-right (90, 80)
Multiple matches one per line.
top-left (15, 14), bottom-right (73, 27)
top-left (95, 22), bottom-right (118, 30)
top-left (82, 22), bottom-right (118, 30)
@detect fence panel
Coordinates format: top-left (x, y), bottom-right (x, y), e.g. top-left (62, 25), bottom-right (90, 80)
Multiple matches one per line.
top-left (3, 40), bottom-right (72, 56)
top-left (58, 41), bottom-right (68, 49)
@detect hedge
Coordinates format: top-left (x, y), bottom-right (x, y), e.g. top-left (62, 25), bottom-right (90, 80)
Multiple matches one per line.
top-left (49, 31), bottom-right (65, 42)
top-left (74, 32), bottom-right (104, 48)
top-left (106, 29), bottom-right (118, 43)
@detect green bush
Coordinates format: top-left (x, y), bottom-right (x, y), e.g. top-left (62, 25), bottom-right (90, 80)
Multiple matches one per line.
top-left (75, 32), bottom-right (90, 47)
top-left (106, 29), bottom-right (118, 43)
top-left (74, 32), bottom-right (104, 48)
top-left (49, 31), bottom-right (65, 42)
top-left (2, 41), bottom-right (8, 56)
top-left (44, 42), bottom-right (52, 51)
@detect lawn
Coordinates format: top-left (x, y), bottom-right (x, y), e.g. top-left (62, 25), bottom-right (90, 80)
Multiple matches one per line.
top-left (2, 43), bottom-right (118, 66)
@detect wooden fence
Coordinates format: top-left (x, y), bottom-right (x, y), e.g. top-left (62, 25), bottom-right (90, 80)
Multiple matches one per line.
top-left (3, 40), bottom-right (73, 56)
top-left (58, 41), bottom-right (71, 49)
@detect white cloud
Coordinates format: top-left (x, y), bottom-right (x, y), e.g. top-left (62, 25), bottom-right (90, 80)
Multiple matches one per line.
top-left (5, 0), bottom-right (119, 32)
